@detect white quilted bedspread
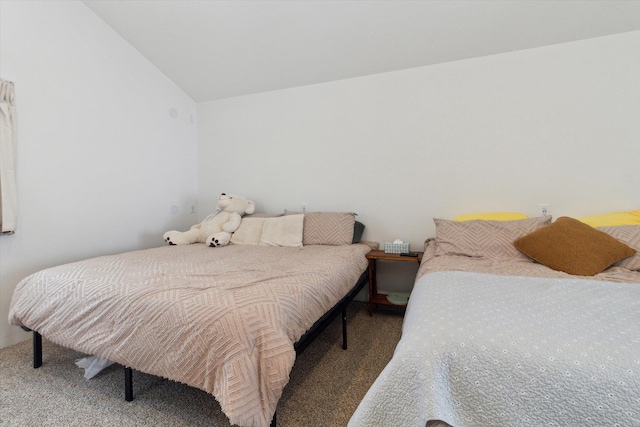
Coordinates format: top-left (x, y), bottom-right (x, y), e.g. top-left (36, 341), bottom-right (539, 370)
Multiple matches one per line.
top-left (349, 271), bottom-right (640, 427)
top-left (9, 243), bottom-right (371, 427)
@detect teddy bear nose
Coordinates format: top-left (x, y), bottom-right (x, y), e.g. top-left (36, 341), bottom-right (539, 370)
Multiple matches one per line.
top-left (221, 193), bottom-right (226, 196)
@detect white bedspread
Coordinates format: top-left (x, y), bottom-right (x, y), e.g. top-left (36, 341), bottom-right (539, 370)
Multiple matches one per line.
top-left (349, 271), bottom-right (640, 427)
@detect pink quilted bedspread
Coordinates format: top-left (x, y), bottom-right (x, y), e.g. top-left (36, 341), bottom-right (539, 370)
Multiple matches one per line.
top-left (9, 243), bottom-right (371, 427)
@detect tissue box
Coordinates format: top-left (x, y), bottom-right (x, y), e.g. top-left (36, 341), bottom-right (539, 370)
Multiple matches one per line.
top-left (384, 242), bottom-right (410, 254)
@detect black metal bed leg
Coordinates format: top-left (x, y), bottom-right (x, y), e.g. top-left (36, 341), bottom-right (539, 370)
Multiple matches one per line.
top-left (33, 331), bottom-right (42, 368)
top-left (270, 410), bottom-right (277, 427)
top-left (342, 307), bottom-right (348, 350)
top-left (125, 367), bottom-right (133, 402)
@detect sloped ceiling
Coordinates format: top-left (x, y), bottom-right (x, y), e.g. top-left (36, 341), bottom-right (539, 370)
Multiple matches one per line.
top-left (82, 0), bottom-right (640, 102)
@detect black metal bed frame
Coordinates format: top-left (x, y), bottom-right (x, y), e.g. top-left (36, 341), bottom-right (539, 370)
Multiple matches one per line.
top-left (26, 270), bottom-right (368, 427)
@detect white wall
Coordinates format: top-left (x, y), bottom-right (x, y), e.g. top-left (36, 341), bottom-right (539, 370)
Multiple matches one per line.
top-left (198, 31), bottom-right (640, 295)
top-left (0, 1), bottom-right (198, 348)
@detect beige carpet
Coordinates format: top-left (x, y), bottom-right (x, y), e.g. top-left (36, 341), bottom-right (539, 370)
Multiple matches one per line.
top-left (0, 302), bottom-right (405, 427)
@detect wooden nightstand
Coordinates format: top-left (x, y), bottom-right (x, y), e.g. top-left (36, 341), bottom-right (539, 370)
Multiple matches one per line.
top-left (366, 249), bottom-right (424, 316)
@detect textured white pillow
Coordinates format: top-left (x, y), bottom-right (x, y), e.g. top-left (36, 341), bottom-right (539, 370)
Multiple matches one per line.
top-left (260, 214), bottom-right (304, 247)
top-left (231, 215), bottom-right (304, 247)
top-left (230, 217), bottom-right (264, 245)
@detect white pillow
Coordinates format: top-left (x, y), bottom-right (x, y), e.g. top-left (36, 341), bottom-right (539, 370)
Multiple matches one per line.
top-left (230, 217), bottom-right (264, 245)
top-left (260, 214), bottom-right (304, 247)
top-left (231, 214), bottom-right (304, 247)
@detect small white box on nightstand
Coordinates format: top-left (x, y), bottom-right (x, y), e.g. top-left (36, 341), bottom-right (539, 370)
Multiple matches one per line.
top-left (384, 242), bottom-right (410, 254)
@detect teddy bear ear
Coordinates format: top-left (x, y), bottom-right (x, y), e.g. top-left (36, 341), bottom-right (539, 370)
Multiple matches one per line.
top-left (245, 200), bottom-right (256, 215)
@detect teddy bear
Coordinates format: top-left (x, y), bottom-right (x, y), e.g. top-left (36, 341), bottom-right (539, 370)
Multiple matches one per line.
top-left (163, 193), bottom-right (255, 247)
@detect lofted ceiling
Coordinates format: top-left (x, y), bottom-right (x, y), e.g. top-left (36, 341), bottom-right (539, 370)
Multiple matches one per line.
top-left (82, 0), bottom-right (640, 102)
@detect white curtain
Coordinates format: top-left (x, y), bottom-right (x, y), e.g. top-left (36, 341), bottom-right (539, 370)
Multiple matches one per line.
top-left (0, 79), bottom-right (17, 234)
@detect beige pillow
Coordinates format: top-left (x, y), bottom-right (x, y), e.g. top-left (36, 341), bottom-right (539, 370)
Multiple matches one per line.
top-left (285, 210), bottom-right (356, 245)
top-left (260, 214), bottom-right (304, 247)
top-left (231, 217), bottom-right (264, 245)
top-left (434, 216), bottom-right (551, 260)
top-left (231, 215), bottom-right (304, 247)
top-left (514, 217), bottom-right (636, 276)
top-left (597, 225), bottom-right (640, 271)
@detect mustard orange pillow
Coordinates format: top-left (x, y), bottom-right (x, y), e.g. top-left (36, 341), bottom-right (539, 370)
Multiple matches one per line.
top-left (514, 217), bottom-right (636, 276)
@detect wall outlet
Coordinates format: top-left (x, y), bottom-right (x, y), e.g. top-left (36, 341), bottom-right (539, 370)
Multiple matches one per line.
top-left (300, 203), bottom-right (308, 213)
top-left (190, 203), bottom-right (197, 214)
top-left (539, 204), bottom-right (550, 216)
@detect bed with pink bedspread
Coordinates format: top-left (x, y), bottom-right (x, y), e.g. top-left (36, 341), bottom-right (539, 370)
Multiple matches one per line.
top-left (10, 242), bottom-right (373, 427)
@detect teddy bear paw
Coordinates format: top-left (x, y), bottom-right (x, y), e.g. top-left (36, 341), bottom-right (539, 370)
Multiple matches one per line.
top-left (208, 238), bottom-right (220, 247)
top-left (164, 236), bottom-right (176, 245)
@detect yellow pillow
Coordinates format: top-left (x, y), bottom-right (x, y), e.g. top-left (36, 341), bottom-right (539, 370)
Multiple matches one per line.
top-left (577, 211), bottom-right (640, 227)
top-left (453, 212), bottom-right (529, 222)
